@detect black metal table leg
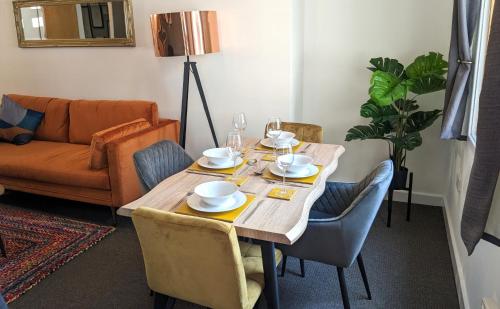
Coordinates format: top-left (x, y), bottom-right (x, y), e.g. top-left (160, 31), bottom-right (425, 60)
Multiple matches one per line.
top-left (387, 188), bottom-right (393, 228)
top-left (406, 172), bottom-right (413, 222)
top-left (261, 241), bottom-right (280, 309)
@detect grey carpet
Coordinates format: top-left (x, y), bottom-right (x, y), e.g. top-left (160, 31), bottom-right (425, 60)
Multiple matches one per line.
top-left (0, 191), bottom-right (459, 309)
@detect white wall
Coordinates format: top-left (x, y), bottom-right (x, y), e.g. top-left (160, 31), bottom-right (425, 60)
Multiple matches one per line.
top-left (445, 141), bottom-right (500, 309)
top-left (1, 0), bottom-right (453, 198)
top-left (301, 0), bottom-right (453, 196)
top-left (0, 0), bottom-right (292, 156)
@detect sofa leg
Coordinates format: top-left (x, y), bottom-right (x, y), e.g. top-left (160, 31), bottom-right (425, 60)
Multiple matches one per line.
top-left (280, 255), bottom-right (287, 277)
top-left (109, 207), bottom-right (117, 227)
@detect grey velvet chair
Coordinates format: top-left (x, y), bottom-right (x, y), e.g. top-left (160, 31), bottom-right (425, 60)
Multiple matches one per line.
top-left (277, 160), bottom-right (393, 309)
top-left (134, 140), bottom-right (194, 192)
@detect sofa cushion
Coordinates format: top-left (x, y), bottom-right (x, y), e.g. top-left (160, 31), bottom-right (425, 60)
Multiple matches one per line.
top-left (69, 99), bottom-right (159, 145)
top-left (0, 95), bottom-right (44, 145)
top-left (7, 94), bottom-right (71, 143)
top-left (89, 118), bottom-right (152, 170)
top-left (0, 141), bottom-right (110, 190)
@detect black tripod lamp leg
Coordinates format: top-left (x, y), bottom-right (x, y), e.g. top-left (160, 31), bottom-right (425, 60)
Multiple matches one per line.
top-left (179, 61), bottom-right (191, 149)
top-left (190, 62), bottom-right (219, 147)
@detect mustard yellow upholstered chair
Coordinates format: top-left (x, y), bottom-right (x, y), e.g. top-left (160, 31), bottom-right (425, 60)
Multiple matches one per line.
top-left (132, 207), bottom-right (282, 309)
top-left (264, 122), bottom-right (323, 143)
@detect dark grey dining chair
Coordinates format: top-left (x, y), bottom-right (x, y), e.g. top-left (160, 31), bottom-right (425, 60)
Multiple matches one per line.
top-left (277, 160), bottom-right (393, 309)
top-left (134, 140), bottom-right (194, 192)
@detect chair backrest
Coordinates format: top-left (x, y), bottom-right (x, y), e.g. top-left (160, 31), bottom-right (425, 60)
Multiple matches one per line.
top-left (263, 122), bottom-right (323, 143)
top-left (132, 208), bottom-right (249, 309)
top-left (336, 160), bottom-right (393, 265)
top-left (134, 140), bottom-right (194, 192)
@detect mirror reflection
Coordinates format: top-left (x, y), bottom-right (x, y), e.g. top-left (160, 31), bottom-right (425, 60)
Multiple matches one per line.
top-left (20, 2), bottom-right (129, 40)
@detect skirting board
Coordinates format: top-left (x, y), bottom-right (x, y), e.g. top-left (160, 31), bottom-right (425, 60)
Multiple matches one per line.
top-left (386, 190), bottom-right (445, 207)
top-left (443, 197), bottom-right (469, 309)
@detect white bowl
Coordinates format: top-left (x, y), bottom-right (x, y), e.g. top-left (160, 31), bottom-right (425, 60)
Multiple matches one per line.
top-left (203, 148), bottom-right (231, 165)
top-left (276, 131), bottom-right (296, 143)
top-left (194, 181), bottom-right (238, 206)
top-left (285, 154), bottom-right (313, 173)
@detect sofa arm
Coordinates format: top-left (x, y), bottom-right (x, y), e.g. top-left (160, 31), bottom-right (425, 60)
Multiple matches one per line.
top-left (106, 119), bottom-right (180, 207)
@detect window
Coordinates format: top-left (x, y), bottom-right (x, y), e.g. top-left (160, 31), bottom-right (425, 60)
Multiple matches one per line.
top-left (468, 0), bottom-right (495, 144)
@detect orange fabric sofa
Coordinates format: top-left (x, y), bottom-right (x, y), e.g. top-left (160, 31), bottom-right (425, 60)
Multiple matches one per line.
top-left (0, 94), bottom-right (180, 208)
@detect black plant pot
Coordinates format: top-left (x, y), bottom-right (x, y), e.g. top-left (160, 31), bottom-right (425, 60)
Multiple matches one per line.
top-left (390, 166), bottom-right (408, 190)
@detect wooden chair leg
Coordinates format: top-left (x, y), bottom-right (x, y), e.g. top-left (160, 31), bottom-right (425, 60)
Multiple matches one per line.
top-left (300, 259), bottom-right (305, 277)
top-left (356, 254), bottom-right (372, 300)
top-left (280, 255), bottom-right (287, 277)
top-left (336, 267), bottom-right (351, 309)
top-left (110, 207), bottom-right (118, 227)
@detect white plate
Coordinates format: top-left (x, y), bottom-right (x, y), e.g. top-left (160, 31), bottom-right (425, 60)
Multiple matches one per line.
top-left (187, 191), bottom-right (247, 213)
top-left (268, 162), bottom-right (319, 178)
top-left (197, 156), bottom-right (244, 169)
top-left (260, 138), bottom-right (300, 149)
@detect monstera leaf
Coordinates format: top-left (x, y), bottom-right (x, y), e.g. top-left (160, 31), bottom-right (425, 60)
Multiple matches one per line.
top-left (368, 57), bottom-right (405, 78)
top-left (388, 132), bottom-right (422, 151)
top-left (345, 123), bottom-right (391, 141)
top-left (406, 52), bottom-right (448, 94)
top-left (369, 71), bottom-right (410, 106)
top-left (360, 100), bottom-right (399, 123)
top-left (405, 110), bottom-right (442, 133)
top-left (395, 99), bottom-right (419, 112)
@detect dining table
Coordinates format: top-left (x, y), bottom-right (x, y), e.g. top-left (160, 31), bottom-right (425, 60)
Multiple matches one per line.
top-left (117, 138), bottom-right (345, 309)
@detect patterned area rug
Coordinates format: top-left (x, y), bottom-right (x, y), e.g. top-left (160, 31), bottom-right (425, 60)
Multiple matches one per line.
top-left (0, 206), bottom-right (114, 303)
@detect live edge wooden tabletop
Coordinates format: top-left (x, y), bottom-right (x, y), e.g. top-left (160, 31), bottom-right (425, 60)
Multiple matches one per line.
top-left (117, 138), bottom-right (345, 245)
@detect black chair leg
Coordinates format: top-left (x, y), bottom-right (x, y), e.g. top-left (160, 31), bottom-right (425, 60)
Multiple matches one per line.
top-left (300, 259), bottom-right (305, 277)
top-left (153, 292), bottom-right (175, 309)
top-left (356, 254), bottom-right (372, 300)
top-left (280, 255), bottom-right (287, 277)
top-left (0, 235), bottom-right (6, 257)
top-left (336, 267), bottom-right (350, 309)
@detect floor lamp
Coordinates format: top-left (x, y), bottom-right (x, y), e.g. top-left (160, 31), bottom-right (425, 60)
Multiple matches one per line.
top-left (151, 11), bottom-right (220, 148)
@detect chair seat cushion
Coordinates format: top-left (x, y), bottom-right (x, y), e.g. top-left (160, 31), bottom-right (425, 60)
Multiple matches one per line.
top-left (0, 141), bottom-right (110, 190)
top-left (239, 241), bottom-right (282, 309)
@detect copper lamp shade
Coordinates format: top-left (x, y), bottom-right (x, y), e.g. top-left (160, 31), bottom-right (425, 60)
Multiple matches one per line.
top-left (151, 11), bottom-right (220, 57)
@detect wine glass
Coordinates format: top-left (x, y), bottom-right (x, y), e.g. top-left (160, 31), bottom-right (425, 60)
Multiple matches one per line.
top-left (266, 117), bottom-right (282, 151)
top-left (233, 112), bottom-right (247, 135)
top-left (225, 130), bottom-right (242, 181)
top-left (275, 142), bottom-right (294, 196)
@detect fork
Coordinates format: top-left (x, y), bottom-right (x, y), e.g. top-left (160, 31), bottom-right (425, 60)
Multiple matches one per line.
top-left (173, 191), bottom-right (194, 208)
top-left (298, 143), bottom-right (311, 154)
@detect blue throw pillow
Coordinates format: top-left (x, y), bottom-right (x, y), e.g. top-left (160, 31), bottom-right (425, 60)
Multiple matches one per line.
top-left (0, 95), bottom-right (44, 145)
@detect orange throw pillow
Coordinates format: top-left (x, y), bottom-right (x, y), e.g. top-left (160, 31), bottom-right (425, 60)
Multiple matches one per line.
top-left (89, 118), bottom-right (152, 170)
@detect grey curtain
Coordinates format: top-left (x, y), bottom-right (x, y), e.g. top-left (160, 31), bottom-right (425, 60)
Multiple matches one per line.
top-left (461, 2), bottom-right (500, 255)
top-left (441, 0), bottom-right (480, 139)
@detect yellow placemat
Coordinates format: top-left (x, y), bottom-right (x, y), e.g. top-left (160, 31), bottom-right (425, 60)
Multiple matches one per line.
top-left (261, 153), bottom-right (276, 161)
top-left (175, 194), bottom-right (256, 223)
top-left (267, 187), bottom-right (297, 200)
top-left (255, 141), bottom-right (304, 152)
top-left (262, 165), bottom-right (323, 185)
top-left (188, 159), bottom-right (248, 175)
top-left (225, 175), bottom-right (250, 186)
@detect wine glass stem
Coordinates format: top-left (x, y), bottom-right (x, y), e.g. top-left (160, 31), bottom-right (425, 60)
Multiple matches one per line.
top-left (282, 169), bottom-right (286, 194)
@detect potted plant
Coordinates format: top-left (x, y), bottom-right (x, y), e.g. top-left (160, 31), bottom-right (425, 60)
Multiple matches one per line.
top-left (345, 52), bottom-right (448, 189)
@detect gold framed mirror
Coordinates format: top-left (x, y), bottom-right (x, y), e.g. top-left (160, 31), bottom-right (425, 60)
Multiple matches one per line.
top-left (13, 0), bottom-right (135, 47)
